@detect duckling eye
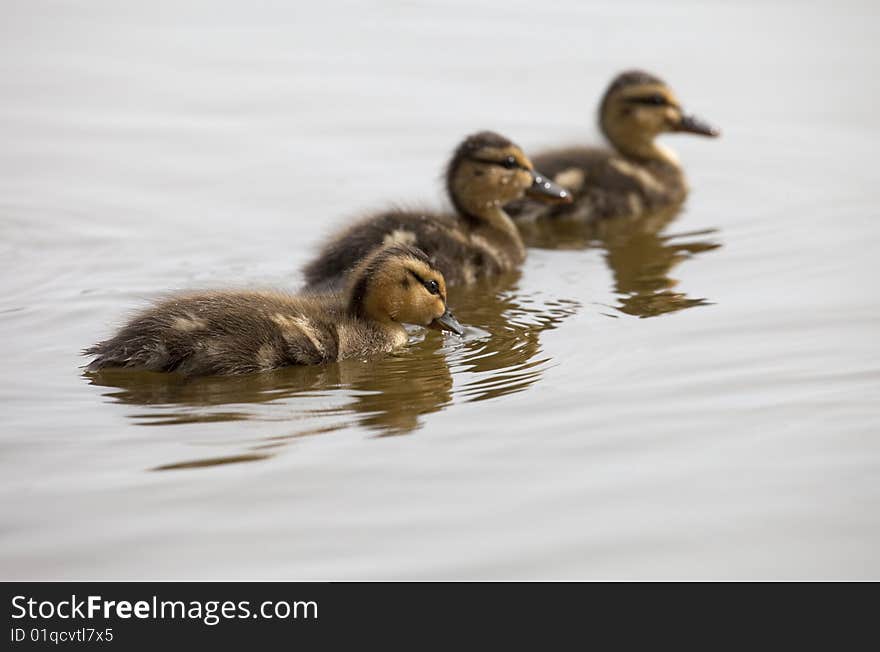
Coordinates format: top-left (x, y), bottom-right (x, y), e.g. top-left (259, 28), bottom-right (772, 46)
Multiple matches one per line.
top-left (424, 279), bottom-right (440, 295)
top-left (471, 155), bottom-right (525, 171)
top-left (628, 94), bottom-right (668, 106)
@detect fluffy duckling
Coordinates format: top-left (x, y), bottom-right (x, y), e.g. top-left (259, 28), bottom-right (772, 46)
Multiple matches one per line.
top-left (508, 70), bottom-right (720, 223)
top-left (302, 131), bottom-right (570, 290)
top-left (85, 245), bottom-right (464, 377)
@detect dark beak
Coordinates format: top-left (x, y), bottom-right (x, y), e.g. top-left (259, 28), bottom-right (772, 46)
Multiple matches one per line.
top-left (525, 170), bottom-right (573, 204)
top-left (676, 113), bottom-right (720, 137)
top-left (429, 308), bottom-right (465, 336)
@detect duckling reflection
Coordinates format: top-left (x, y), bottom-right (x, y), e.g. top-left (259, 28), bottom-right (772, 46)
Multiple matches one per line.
top-left (443, 272), bottom-right (580, 402)
top-left (87, 274), bottom-right (579, 469)
top-left (328, 333), bottom-right (454, 436)
top-left (518, 203), bottom-right (721, 318)
top-left (604, 225), bottom-right (721, 318)
top-left (86, 344), bottom-right (452, 434)
top-left (85, 363), bottom-right (347, 426)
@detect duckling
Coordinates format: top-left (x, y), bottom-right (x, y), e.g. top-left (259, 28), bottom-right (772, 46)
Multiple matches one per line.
top-left (85, 244), bottom-right (464, 377)
top-left (302, 130), bottom-right (570, 291)
top-left (507, 70), bottom-right (720, 224)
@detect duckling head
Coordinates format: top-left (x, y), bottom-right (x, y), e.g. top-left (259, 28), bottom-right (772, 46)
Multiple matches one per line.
top-left (446, 131), bottom-right (571, 223)
top-left (599, 70), bottom-right (720, 162)
top-left (347, 244), bottom-right (464, 335)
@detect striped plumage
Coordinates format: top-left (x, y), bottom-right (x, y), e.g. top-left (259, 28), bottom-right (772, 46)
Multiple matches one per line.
top-left (508, 70), bottom-right (719, 224)
top-left (85, 245), bottom-right (463, 377)
top-left (302, 131), bottom-right (570, 291)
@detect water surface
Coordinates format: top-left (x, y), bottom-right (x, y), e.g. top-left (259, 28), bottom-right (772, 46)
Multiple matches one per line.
top-left (1, 0), bottom-right (878, 579)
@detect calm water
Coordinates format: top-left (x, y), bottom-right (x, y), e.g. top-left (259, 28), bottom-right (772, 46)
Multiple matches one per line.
top-left (2, 0), bottom-right (878, 579)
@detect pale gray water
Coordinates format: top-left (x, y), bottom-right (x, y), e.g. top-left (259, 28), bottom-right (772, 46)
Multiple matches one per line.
top-left (1, 0), bottom-right (878, 579)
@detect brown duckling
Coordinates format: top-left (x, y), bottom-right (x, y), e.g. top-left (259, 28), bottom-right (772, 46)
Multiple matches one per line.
top-left (302, 131), bottom-right (571, 291)
top-left (85, 244), bottom-right (464, 377)
top-left (508, 70), bottom-right (720, 224)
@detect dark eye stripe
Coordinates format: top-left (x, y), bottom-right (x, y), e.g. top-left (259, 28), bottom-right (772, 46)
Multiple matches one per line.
top-left (408, 269), bottom-right (441, 295)
top-left (624, 94), bottom-right (669, 106)
top-left (470, 156), bottom-right (528, 171)
top-left (407, 269), bottom-right (426, 285)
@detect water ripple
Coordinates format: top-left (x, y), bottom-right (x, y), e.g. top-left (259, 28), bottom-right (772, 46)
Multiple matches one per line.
top-left (85, 273), bottom-right (580, 468)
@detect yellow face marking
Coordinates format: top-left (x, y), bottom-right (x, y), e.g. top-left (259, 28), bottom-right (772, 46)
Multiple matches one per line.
top-left (402, 258), bottom-right (447, 324)
top-left (603, 81), bottom-right (689, 157)
top-left (406, 260), bottom-right (447, 302)
top-left (453, 143), bottom-right (535, 213)
top-left (359, 254), bottom-right (450, 328)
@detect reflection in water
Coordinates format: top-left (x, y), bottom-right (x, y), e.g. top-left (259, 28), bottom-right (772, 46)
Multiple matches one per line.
top-left (518, 204), bottom-right (721, 318)
top-left (451, 277), bottom-right (576, 402)
top-left (153, 453), bottom-right (272, 471)
top-left (85, 272), bottom-right (578, 468)
top-left (605, 227), bottom-right (720, 317)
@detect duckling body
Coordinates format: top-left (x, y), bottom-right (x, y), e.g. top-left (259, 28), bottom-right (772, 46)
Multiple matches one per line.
top-left (516, 146), bottom-right (686, 223)
top-left (85, 245), bottom-right (463, 377)
top-left (302, 131), bottom-right (569, 291)
top-left (304, 209), bottom-right (510, 289)
top-left (508, 70), bottom-right (719, 224)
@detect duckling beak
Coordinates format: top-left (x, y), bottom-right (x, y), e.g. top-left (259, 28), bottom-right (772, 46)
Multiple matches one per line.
top-left (525, 170), bottom-right (573, 204)
top-left (429, 308), bottom-right (465, 336)
top-left (676, 113), bottom-right (721, 137)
